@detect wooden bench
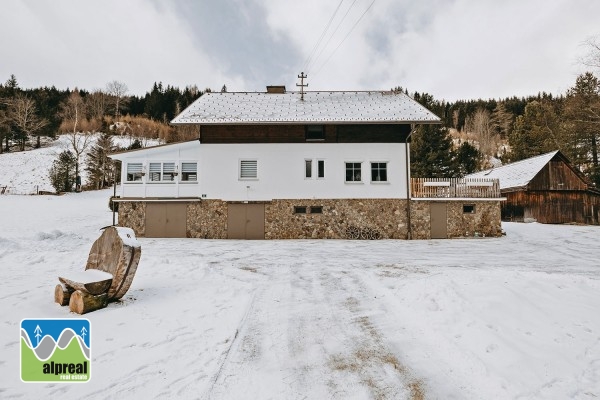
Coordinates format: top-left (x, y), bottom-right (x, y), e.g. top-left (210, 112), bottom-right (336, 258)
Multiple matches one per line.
top-left (54, 226), bottom-right (142, 314)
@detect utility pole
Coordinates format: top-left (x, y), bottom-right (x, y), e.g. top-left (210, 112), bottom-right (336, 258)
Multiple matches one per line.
top-left (297, 72), bottom-right (308, 101)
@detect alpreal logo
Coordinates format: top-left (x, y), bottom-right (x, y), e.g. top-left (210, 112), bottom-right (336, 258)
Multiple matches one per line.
top-left (20, 319), bottom-right (91, 382)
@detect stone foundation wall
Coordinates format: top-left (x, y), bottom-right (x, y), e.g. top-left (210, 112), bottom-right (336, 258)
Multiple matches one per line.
top-left (409, 201), bottom-right (431, 239)
top-left (186, 201), bottom-right (228, 238)
top-left (265, 199), bottom-right (409, 239)
top-left (117, 198), bottom-right (502, 240)
top-left (118, 202), bottom-right (146, 236)
top-left (411, 200), bottom-right (503, 239)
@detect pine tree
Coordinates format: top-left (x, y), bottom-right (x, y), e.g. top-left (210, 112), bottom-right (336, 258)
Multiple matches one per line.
top-left (85, 133), bottom-right (118, 190)
top-left (49, 150), bottom-right (77, 192)
top-left (563, 72), bottom-right (600, 186)
top-left (507, 100), bottom-right (563, 162)
top-left (455, 142), bottom-right (482, 176)
top-left (411, 125), bottom-right (457, 178)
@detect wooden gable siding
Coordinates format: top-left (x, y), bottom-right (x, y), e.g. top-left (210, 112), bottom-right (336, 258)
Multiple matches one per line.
top-left (199, 124), bottom-right (411, 144)
top-left (502, 191), bottom-right (600, 224)
top-left (527, 160), bottom-right (588, 191)
top-left (336, 124), bottom-right (411, 143)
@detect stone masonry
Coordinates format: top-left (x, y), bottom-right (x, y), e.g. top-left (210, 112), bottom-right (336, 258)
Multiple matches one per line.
top-left (265, 199), bottom-right (409, 239)
top-left (117, 198), bottom-right (502, 240)
top-left (186, 200), bottom-right (228, 239)
top-left (410, 200), bottom-right (503, 239)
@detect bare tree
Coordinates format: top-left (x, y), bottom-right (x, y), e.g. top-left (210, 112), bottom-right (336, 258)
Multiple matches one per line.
top-left (464, 108), bottom-right (499, 158)
top-left (8, 94), bottom-right (47, 150)
top-left (59, 91), bottom-right (94, 190)
top-left (59, 90), bottom-right (86, 134)
top-left (106, 80), bottom-right (128, 120)
top-left (86, 89), bottom-right (108, 120)
top-left (580, 35), bottom-right (600, 71)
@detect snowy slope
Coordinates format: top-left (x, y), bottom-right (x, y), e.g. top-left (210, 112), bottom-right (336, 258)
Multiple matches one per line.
top-left (0, 134), bottom-right (162, 194)
top-left (1, 191), bottom-right (599, 399)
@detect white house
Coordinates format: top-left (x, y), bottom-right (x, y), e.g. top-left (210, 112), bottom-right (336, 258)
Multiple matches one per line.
top-left (110, 87), bottom-right (502, 239)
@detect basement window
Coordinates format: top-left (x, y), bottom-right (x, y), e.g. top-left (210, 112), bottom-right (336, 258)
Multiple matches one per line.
top-left (310, 206), bottom-right (323, 214)
top-left (305, 125), bottom-right (325, 141)
top-left (294, 206), bottom-right (307, 214)
top-left (463, 204), bottom-right (476, 214)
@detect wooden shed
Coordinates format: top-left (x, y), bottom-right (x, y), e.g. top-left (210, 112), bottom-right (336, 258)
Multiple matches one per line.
top-left (467, 151), bottom-right (600, 224)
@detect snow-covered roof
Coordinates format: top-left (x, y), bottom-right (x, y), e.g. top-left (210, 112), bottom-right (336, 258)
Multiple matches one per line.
top-left (109, 139), bottom-right (199, 160)
top-left (171, 91), bottom-right (441, 125)
top-left (466, 151), bottom-right (559, 190)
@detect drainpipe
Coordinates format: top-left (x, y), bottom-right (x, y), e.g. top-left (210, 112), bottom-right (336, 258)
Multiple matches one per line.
top-left (112, 163), bottom-right (117, 226)
top-left (405, 124), bottom-right (418, 240)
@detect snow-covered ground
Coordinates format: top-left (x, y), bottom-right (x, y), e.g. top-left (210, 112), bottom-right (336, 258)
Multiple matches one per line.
top-left (0, 134), bottom-right (162, 194)
top-left (1, 189), bottom-right (599, 399)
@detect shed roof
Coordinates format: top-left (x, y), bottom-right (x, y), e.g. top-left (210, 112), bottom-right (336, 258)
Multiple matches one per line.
top-left (466, 151), bottom-right (559, 191)
top-left (171, 91), bottom-right (441, 125)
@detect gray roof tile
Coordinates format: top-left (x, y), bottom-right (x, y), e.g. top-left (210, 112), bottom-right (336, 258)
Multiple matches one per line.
top-left (171, 91), bottom-right (440, 124)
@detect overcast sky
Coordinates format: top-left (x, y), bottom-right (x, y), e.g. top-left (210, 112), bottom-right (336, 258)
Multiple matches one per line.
top-left (1, 0), bottom-right (599, 101)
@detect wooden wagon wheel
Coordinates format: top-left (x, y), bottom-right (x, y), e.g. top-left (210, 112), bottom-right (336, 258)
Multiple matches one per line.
top-left (346, 226), bottom-right (360, 239)
top-left (360, 228), bottom-right (371, 240)
top-left (366, 229), bottom-right (381, 240)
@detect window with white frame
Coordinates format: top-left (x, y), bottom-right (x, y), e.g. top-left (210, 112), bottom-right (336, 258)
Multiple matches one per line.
top-left (149, 163), bottom-right (162, 181)
top-left (181, 162), bottom-right (197, 181)
top-left (126, 163), bottom-right (143, 182)
top-left (305, 159), bottom-right (312, 178)
top-left (371, 162), bottom-right (388, 182)
top-left (345, 162), bottom-right (362, 182)
top-left (240, 160), bottom-right (258, 179)
top-left (162, 162), bottom-right (176, 181)
top-left (318, 160), bottom-right (325, 178)
top-left (148, 162), bottom-right (176, 182)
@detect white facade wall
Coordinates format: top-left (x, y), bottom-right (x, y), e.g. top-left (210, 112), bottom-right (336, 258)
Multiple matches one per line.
top-left (116, 142), bottom-right (410, 200)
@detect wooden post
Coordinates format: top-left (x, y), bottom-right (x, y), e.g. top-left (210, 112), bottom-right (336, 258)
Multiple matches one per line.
top-left (54, 283), bottom-right (73, 306)
top-left (69, 290), bottom-right (108, 314)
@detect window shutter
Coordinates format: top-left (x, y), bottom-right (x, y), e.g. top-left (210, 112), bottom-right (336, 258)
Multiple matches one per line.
top-left (127, 163), bottom-right (143, 173)
top-left (181, 163), bottom-right (196, 173)
top-left (163, 163), bottom-right (175, 173)
top-left (240, 160), bottom-right (257, 178)
top-left (149, 163), bottom-right (161, 173)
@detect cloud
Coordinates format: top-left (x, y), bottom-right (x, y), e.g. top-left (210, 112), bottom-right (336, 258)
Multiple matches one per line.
top-left (1, 0), bottom-right (599, 100)
top-left (0, 0), bottom-right (245, 94)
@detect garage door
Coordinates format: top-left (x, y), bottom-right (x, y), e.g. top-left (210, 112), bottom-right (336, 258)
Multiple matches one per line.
top-left (145, 203), bottom-right (187, 238)
top-left (227, 204), bottom-right (265, 239)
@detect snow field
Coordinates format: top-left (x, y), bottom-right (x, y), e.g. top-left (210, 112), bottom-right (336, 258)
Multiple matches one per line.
top-left (0, 190), bottom-right (599, 399)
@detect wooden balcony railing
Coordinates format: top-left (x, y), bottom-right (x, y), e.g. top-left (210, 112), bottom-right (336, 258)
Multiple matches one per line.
top-left (411, 178), bottom-right (501, 198)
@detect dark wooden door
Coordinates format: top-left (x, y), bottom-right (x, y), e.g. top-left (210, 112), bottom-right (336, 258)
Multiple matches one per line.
top-left (145, 203), bottom-right (187, 238)
top-left (227, 204), bottom-right (265, 239)
top-left (430, 203), bottom-right (447, 239)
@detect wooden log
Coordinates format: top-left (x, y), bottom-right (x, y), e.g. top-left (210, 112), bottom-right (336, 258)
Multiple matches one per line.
top-left (59, 270), bottom-right (113, 295)
top-left (69, 290), bottom-right (108, 314)
top-left (85, 226), bottom-right (141, 301)
top-left (54, 283), bottom-right (73, 306)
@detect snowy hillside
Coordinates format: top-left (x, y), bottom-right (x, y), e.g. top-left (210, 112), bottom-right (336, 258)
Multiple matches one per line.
top-left (0, 134), bottom-right (162, 194)
top-left (1, 190), bottom-right (599, 399)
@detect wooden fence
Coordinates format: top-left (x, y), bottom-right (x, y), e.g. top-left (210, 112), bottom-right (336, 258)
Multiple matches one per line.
top-left (411, 178), bottom-right (501, 198)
